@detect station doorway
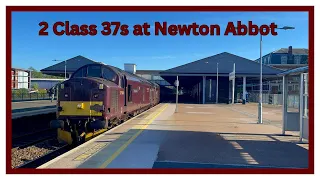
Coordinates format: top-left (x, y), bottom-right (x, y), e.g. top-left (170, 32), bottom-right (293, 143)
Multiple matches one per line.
top-left (161, 75), bottom-right (231, 104)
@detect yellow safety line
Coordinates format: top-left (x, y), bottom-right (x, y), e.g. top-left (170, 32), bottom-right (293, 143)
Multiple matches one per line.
top-left (98, 104), bottom-right (169, 168)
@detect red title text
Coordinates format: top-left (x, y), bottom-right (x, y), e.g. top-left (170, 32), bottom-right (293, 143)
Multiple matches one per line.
top-left (39, 21), bottom-right (278, 36)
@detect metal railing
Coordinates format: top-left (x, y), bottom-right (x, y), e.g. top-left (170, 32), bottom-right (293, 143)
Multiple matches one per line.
top-left (12, 93), bottom-right (54, 101)
top-left (245, 92), bottom-right (299, 108)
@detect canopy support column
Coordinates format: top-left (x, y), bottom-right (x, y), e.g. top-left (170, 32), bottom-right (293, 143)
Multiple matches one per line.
top-left (202, 76), bottom-right (206, 104)
top-left (242, 76), bottom-right (246, 104)
top-left (282, 75), bottom-right (288, 135)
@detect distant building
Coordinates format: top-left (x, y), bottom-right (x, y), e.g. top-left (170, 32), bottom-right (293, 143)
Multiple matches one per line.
top-left (257, 46), bottom-right (308, 70)
top-left (41, 53), bottom-right (284, 104)
top-left (42, 59), bottom-right (171, 87)
top-left (31, 78), bottom-right (64, 90)
top-left (136, 70), bottom-right (171, 86)
top-left (122, 64), bottom-right (171, 86)
top-left (41, 55), bottom-right (99, 78)
top-left (11, 68), bottom-right (31, 89)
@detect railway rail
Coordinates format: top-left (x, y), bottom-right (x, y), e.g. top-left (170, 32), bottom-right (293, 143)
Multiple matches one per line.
top-left (13, 118), bottom-right (119, 168)
top-left (13, 103), bottom-right (160, 168)
top-left (16, 144), bottom-right (71, 168)
top-left (12, 128), bottom-right (57, 149)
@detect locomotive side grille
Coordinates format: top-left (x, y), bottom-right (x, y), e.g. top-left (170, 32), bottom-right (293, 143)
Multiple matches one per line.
top-left (111, 90), bottom-right (119, 112)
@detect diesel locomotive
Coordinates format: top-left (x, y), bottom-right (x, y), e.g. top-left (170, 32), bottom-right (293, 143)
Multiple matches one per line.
top-left (50, 63), bottom-right (160, 145)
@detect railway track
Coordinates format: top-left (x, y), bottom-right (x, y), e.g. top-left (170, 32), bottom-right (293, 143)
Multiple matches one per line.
top-left (16, 144), bottom-right (71, 168)
top-left (12, 128), bottom-right (57, 149)
top-left (13, 104), bottom-right (161, 168)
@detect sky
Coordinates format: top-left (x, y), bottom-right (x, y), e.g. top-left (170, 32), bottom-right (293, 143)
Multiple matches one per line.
top-left (11, 12), bottom-right (309, 71)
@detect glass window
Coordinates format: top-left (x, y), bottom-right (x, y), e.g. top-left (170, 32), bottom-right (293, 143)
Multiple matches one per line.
top-left (121, 76), bottom-right (125, 88)
top-left (281, 55), bottom-right (288, 64)
top-left (153, 75), bottom-right (163, 80)
top-left (73, 68), bottom-right (86, 78)
top-left (87, 65), bottom-right (101, 78)
top-left (142, 87), bottom-right (145, 101)
top-left (128, 85), bottom-right (132, 102)
top-left (294, 55), bottom-right (301, 64)
top-left (102, 67), bottom-right (117, 83)
top-left (73, 65), bottom-right (118, 84)
top-left (141, 74), bottom-right (152, 80)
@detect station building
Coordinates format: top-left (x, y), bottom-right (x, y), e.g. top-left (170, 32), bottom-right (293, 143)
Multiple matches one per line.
top-left (256, 46), bottom-right (308, 70)
top-left (11, 68), bottom-right (31, 89)
top-left (40, 48), bottom-right (308, 104)
top-left (159, 52), bottom-right (283, 104)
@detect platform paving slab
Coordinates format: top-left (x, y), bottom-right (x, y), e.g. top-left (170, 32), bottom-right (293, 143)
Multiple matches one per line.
top-left (39, 103), bottom-right (308, 169)
top-left (152, 104), bottom-right (308, 168)
top-left (12, 100), bottom-right (56, 111)
top-left (39, 104), bottom-right (170, 169)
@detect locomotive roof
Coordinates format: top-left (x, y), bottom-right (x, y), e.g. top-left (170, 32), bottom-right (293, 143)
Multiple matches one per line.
top-left (111, 66), bottom-right (153, 85)
top-left (80, 63), bottom-right (156, 87)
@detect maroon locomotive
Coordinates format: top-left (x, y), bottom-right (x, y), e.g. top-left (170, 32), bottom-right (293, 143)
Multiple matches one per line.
top-left (50, 63), bottom-right (160, 144)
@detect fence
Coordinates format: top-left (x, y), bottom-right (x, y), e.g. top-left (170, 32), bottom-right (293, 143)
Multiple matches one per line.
top-left (12, 92), bottom-right (53, 101)
top-left (245, 92), bottom-right (299, 108)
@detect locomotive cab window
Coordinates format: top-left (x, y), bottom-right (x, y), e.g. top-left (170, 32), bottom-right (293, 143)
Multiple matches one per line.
top-left (72, 67), bottom-right (86, 78)
top-left (87, 65), bottom-right (102, 78)
top-left (102, 67), bottom-right (118, 84)
top-left (128, 85), bottom-right (132, 102)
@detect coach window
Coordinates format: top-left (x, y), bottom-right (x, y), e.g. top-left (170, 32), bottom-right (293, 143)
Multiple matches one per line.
top-left (128, 85), bottom-right (133, 102)
top-left (142, 87), bottom-right (145, 102)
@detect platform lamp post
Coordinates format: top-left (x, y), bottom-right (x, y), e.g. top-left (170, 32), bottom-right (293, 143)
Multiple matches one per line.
top-left (52, 59), bottom-right (67, 80)
top-left (258, 25), bottom-right (295, 124)
top-left (175, 76), bottom-right (179, 113)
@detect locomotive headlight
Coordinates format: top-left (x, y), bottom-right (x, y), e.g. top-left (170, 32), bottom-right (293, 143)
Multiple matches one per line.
top-left (60, 83), bottom-right (64, 89)
top-left (99, 84), bottom-right (104, 90)
top-left (64, 93), bottom-right (68, 98)
top-left (77, 103), bottom-right (84, 109)
top-left (93, 93), bottom-right (99, 98)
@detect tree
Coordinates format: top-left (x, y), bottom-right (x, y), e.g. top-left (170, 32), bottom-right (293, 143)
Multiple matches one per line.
top-left (13, 88), bottom-right (29, 96)
top-left (31, 83), bottom-right (39, 90)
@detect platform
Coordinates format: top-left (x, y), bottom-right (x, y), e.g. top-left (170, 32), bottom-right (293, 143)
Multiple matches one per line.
top-left (39, 103), bottom-right (309, 169)
top-left (12, 100), bottom-right (56, 119)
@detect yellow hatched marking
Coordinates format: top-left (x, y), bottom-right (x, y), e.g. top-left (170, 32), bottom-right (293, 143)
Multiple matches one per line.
top-left (240, 152), bottom-right (259, 164)
top-left (85, 129), bottom-right (107, 141)
top-left (98, 104), bottom-right (168, 168)
top-left (229, 141), bottom-right (243, 150)
top-left (74, 143), bottom-right (108, 161)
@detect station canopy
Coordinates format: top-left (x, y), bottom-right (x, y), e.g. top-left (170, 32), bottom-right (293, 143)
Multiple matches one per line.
top-left (40, 55), bottom-right (99, 77)
top-left (159, 52), bottom-right (284, 85)
top-left (278, 66), bottom-right (308, 76)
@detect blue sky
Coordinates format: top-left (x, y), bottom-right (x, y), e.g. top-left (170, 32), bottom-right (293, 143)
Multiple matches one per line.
top-left (12, 12), bottom-right (308, 71)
